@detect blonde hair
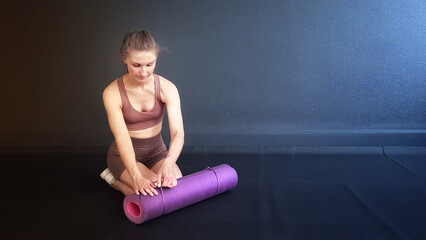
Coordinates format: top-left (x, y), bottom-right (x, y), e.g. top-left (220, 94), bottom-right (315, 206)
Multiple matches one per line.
top-left (120, 30), bottom-right (160, 58)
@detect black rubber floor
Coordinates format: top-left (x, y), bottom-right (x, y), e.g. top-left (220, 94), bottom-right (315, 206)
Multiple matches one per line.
top-left (3, 147), bottom-right (425, 240)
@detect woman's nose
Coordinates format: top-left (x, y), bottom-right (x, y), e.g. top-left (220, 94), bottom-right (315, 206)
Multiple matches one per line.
top-left (140, 68), bottom-right (149, 76)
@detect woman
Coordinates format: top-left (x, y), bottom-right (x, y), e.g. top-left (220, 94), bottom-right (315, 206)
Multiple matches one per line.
top-left (100, 30), bottom-right (184, 196)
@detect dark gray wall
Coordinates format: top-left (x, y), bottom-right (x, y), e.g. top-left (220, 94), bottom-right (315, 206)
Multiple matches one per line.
top-left (1, 0), bottom-right (425, 150)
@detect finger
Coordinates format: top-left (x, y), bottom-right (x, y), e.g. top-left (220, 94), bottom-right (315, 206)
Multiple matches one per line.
top-left (152, 186), bottom-right (158, 195)
top-left (161, 178), bottom-right (169, 187)
top-left (145, 188), bottom-right (154, 197)
top-left (149, 186), bottom-right (158, 195)
top-left (134, 187), bottom-right (140, 195)
top-left (167, 179), bottom-right (174, 188)
top-left (171, 179), bottom-right (178, 187)
top-left (167, 177), bottom-right (175, 187)
top-left (163, 178), bottom-right (172, 188)
top-left (156, 174), bottom-right (162, 188)
top-left (140, 189), bottom-right (147, 196)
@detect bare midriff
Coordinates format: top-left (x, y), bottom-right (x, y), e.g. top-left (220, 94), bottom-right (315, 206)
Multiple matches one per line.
top-left (128, 121), bottom-right (163, 139)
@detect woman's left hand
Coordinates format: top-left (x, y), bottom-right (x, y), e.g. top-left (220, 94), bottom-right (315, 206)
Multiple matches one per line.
top-left (156, 161), bottom-right (177, 188)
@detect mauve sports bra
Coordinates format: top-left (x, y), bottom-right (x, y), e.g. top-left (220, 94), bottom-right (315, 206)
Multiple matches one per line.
top-left (117, 74), bottom-right (165, 131)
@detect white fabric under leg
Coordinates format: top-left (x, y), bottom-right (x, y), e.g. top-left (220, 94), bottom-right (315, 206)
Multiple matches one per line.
top-left (100, 168), bottom-right (116, 186)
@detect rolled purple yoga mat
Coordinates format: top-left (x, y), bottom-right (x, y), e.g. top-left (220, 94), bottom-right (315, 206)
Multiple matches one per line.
top-left (123, 164), bottom-right (238, 224)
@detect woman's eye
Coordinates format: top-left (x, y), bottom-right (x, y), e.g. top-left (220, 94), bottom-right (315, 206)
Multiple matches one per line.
top-left (133, 65), bottom-right (140, 67)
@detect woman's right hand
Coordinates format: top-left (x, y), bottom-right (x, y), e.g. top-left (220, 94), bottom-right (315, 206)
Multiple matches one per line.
top-left (132, 172), bottom-right (158, 197)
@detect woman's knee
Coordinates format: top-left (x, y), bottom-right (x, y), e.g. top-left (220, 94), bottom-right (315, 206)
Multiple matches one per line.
top-left (136, 162), bottom-right (158, 181)
top-left (174, 163), bottom-right (183, 178)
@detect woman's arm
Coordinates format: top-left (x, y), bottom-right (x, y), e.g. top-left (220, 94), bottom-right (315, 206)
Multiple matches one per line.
top-left (103, 83), bottom-right (157, 196)
top-left (164, 80), bottom-right (185, 164)
top-left (157, 78), bottom-right (185, 187)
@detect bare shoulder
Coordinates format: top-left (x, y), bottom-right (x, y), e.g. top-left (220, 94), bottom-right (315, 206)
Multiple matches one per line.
top-left (158, 75), bottom-right (180, 104)
top-left (102, 79), bottom-right (121, 107)
top-left (103, 79), bottom-right (119, 95)
top-left (158, 75), bottom-right (178, 92)
top-left (102, 79), bottom-right (119, 98)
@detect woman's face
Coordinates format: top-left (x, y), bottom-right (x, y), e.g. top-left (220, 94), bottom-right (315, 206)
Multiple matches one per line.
top-left (123, 49), bottom-right (158, 83)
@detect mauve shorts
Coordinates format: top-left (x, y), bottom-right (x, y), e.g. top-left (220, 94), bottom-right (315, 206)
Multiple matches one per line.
top-left (107, 133), bottom-right (168, 179)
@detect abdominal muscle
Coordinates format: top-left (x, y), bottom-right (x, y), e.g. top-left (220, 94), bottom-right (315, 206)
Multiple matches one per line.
top-left (128, 121), bottom-right (163, 139)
